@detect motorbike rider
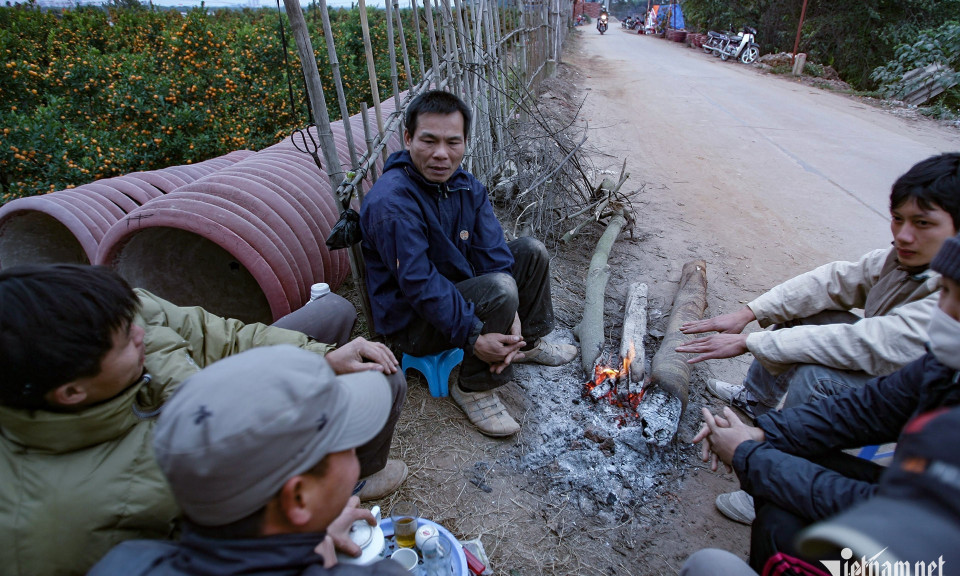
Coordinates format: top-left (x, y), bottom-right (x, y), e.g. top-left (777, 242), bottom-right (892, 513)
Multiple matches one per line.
top-left (597, 8), bottom-right (609, 33)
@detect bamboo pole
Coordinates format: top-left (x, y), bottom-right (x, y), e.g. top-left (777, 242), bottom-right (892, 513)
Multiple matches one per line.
top-left (422, 0), bottom-right (441, 86)
top-left (439, 0), bottom-right (458, 91)
top-left (317, 0), bottom-right (359, 169)
top-left (490, 0), bottom-right (508, 136)
top-left (357, 0), bottom-right (384, 135)
top-left (384, 0), bottom-right (402, 112)
top-left (282, 0), bottom-right (342, 184)
top-left (391, 0), bottom-right (414, 92)
top-left (281, 0), bottom-right (373, 331)
top-left (409, 0), bottom-right (426, 80)
top-left (518, 0), bottom-right (528, 108)
top-left (483, 0), bottom-right (501, 167)
top-left (360, 102), bottom-right (379, 184)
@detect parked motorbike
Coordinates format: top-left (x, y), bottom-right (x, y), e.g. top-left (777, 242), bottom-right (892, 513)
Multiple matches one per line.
top-left (621, 15), bottom-right (641, 30)
top-left (597, 13), bottom-right (608, 35)
top-left (702, 26), bottom-right (760, 64)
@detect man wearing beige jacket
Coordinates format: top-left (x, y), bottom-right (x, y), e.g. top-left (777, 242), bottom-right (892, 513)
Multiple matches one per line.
top-left (677, 153), bottom-right (960, 523)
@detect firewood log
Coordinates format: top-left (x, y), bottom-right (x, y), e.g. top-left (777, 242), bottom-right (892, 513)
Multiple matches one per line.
top-left (649, 260), bottom-right (707, 411)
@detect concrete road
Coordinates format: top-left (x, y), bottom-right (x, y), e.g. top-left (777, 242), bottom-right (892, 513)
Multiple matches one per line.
top-left (571, 26), bottom-right (960, 269)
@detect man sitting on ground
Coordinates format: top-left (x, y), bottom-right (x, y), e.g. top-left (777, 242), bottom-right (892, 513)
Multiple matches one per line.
top-left (677, 153), bottom-right (959, 523)
top-left (693, 230), bottom-right (960, 572)
top-left (0, 264), bottom-right (406, 576)
top-left (361, 89), bottom-right (577, 438)
top-left (89, 345), bottom-right (410, 576)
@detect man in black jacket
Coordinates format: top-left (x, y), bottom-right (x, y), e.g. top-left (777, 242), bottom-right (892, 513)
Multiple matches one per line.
top-left (695, 232), bottom-right (960, 573)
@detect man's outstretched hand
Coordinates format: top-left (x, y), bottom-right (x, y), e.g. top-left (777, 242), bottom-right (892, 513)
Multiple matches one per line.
top-left (325, 337), bottom-right (399, 375)
top-left (675, 333), bottom-right (749, 364)
top-left (680, 307), bottom-right (756, 336)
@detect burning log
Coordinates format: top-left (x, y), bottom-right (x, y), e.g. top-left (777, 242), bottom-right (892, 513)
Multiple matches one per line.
top-left (620, 282), bottom-right (648, 392)
top-left (574, 209), bottom-right (628, 375)
top-left (649, 260), bottom-right (707, 411)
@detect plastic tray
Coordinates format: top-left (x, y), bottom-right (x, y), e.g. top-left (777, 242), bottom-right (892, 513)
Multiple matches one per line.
top-left (380, 517), bottom-right (468, 576)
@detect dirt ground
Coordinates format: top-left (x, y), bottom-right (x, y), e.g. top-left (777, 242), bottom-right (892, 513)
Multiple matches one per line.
top-left (356, 28), bottom-right (959, 576)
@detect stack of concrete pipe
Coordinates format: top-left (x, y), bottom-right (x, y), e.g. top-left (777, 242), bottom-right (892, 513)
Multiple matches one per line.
top-left (0, 100), bottom-right (404, 324)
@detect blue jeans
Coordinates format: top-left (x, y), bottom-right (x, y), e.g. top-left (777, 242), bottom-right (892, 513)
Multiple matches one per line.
top-left (742, 310), bottom-right (874, 416)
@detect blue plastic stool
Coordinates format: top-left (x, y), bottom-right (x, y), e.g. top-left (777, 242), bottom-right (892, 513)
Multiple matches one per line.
top-left (401, 349), bottom-right (464, 397)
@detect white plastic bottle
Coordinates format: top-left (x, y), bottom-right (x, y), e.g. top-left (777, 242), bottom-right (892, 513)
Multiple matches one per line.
top-left (309, 283), bottom-right (330, 302)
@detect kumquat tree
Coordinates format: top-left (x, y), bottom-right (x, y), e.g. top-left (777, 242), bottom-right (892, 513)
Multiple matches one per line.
top-left (0, 0), bottom-right (418, 202)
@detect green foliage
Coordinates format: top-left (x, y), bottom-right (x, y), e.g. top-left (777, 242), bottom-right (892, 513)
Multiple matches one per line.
top-left (871, 21), bottom-right (960, 103)
top-left (803, 61), bottom-right (823, 77)
top-left (0, 2), bottom-right (429, 202)
top-left (681, 0), bottom-right (960, 89)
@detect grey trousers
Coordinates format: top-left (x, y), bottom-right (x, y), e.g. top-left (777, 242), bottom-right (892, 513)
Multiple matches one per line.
top-left (273, 293), bottom-right (407, 478)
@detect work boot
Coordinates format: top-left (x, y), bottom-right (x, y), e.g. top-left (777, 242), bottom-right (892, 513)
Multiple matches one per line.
top-left (715, 490), bottom-right (755, 525)
top-left (514, 338), bottom-right (578, 366)
top-left (706, 378), bottom-right (757, 421)
top-left (356, 460), bottom-right (408, 501)
top-left (451, 383), bottom-right (520, 437)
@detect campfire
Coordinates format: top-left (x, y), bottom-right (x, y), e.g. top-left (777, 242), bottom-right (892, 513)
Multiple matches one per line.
top-left (582, 343), bottom-right (647, 427)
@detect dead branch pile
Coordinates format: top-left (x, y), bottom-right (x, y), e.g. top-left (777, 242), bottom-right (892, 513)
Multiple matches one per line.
top-left (486, 79), bottom-right (634, 245)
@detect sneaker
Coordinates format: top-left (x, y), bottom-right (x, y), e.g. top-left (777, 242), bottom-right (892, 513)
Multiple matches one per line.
top-left (715, 490), bottom-right (755, 525)
top-left (706, 378), bottom-right (757, 421)
top-left (706, 378), bottom-right (743, 402)
top-left (514, 338), bottom-right (577, 366)
top-left (356, 460), bottom-right (408, 501)
top-left (450, 383), bottom-right (521, 437)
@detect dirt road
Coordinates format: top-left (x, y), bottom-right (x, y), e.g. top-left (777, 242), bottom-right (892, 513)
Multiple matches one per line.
top-left (382, 29), bottom-right (959, 576)
top-left (569, 25), bottom-right (960, 388)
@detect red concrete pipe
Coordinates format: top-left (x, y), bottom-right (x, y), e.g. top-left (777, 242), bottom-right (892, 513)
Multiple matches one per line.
top-left (2, 103), bottom-right (406, 324)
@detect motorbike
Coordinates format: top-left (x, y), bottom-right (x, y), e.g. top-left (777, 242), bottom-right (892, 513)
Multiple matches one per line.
top-left (621, 15), bottom-right (641, 30)
top-left (597, 13), bottom-right (608, 35)
top-left (702, 26), bottom-right (760, 64)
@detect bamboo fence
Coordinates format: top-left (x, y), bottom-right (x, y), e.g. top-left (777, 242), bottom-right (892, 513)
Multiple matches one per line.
top-left (290, 0), bottom-right (573, 200)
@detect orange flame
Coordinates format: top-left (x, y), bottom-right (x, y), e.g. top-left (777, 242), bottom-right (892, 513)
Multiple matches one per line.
top-left (582, 341), bottom-right (645, 426)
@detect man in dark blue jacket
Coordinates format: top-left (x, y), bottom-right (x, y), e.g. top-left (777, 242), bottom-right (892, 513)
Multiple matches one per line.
top-left (695, 232), bottom-right (960, 573)
top-left (361, 90), bottom-right (577, 437)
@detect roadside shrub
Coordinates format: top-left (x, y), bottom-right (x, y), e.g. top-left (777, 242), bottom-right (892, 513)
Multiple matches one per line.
top-left (871, 21), bottom-right (960, 106)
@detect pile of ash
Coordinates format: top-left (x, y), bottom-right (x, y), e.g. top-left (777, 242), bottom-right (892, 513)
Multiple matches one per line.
top-left (504, 329), bottom-right (686, 515)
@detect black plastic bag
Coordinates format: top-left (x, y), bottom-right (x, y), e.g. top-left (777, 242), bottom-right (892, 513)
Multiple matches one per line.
top-left (326, 208), bottom-right (362, 249)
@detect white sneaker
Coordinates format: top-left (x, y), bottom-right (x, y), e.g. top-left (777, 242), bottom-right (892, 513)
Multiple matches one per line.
top-left (706, 378), bottom-right (743, 402)
top-left (715, 490), bottom-right (755, 525)
top-left (706, 378), bottom-right (757, 420)
top-left (514, 338), bottom-right (578, 366)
